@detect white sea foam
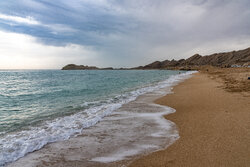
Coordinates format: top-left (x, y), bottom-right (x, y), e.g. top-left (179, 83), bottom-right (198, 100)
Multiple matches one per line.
top-left (90, 109), bottom-right (177, 163)
top-left (0, 71), bottom-right (196, 166)
top-left (91, 144), bottom-right (159, 163)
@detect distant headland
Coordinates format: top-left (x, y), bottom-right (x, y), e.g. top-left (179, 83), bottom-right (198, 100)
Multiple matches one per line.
top-left (62, 47), bottom-right (250, 70)
top-left (61, 64), bottom-right (114, 70)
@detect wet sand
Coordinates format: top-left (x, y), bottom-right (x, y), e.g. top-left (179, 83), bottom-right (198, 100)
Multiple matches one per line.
top-left (6, 69), bottom-right (249, 167)
top-left (129, 70), bottom-right (250, 167)
top-left (8, 73), bottom-right (192, 167)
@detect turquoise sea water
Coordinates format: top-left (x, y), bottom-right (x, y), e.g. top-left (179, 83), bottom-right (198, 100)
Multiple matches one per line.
top-left (0, 70), bottom-right (187, 166)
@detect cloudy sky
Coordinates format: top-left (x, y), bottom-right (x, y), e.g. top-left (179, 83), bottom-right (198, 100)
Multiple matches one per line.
top-left (0, 0), bottom-right (249, 69)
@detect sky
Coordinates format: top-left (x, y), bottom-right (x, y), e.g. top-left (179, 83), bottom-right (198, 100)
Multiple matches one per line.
top-left (0, 0), bottom-right (250, 69)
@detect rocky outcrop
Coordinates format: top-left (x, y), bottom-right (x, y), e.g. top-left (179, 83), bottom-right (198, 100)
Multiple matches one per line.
top-left (137, 47), bottom-right (250, 69)
top-left (62, 64), bottom-right (99, 70)
top-left (62, 47), bottom-right (250, 70)
top-left (61, 64), bottom-right (115, 70)
top-left (100, 67), bottom-right (114, 70)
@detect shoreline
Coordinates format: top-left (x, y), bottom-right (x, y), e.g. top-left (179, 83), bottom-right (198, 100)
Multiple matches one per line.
top-left (129, 71), bottom-right (250, 167)
top-left (6, 71), bottom-right (194, 167)
top-left (5, 69), bottom-right (249, 166)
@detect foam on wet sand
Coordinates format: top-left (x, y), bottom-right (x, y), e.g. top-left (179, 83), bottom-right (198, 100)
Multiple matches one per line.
top-left (6, 72), bottom-right (195, 167)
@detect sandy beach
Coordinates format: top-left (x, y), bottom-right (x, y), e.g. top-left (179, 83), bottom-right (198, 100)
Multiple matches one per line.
top-left (1, 1), bottom-right (250, 166)
top-left (4, 68), bottom-right (250, 167)
top-left (129, 68), bottom-right (250, 167)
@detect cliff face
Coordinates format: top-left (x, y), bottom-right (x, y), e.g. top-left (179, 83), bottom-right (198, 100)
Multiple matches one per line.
top-left (138, 47), bottom-right (250, 69)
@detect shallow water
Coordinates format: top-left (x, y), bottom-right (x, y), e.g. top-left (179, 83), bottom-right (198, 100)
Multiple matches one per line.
top-left (0, 70), bottom-right (194, 166)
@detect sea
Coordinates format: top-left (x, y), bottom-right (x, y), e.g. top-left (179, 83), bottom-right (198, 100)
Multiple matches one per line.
top-left (0, 70), bottom-right (195, 166)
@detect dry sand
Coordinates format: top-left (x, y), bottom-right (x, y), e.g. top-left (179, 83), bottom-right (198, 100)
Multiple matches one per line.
top-left (129, 70), bottom-right (250, 167)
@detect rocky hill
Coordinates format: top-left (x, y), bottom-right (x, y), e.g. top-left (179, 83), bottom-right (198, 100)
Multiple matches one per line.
top-left (135, 47), bottom-right (250, 69)
top-left (61, 64), bottom-right (99, 70)
top-left (62, 64), bottom-right (115, 70)
top-left (62, 47), bottom-right (250, 70)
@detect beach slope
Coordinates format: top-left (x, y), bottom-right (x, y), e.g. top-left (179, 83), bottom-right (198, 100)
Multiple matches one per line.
top-left (129, 72), bottom-right (250, 167)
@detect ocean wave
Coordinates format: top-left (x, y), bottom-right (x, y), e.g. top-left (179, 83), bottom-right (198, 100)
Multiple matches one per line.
top-left (0, 71), bottom-right (196, 166)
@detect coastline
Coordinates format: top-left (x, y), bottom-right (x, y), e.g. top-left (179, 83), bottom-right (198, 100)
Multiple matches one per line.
top-left (4, 69), bottom-right (249, 166)
top-left (129, 70), bottom-right (250, 167)
top-left (5, 71), bottom-right (194, 167)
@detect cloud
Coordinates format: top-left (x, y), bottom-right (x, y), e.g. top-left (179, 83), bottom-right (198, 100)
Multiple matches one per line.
top-left (0, 13), bottom-right (40, 25)
top-left (0, 12), bottom-right (77, 35)
top-left (0, 0), bottom-right (249, 68)
top-left (0, 30), bottom-right (100, 69)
